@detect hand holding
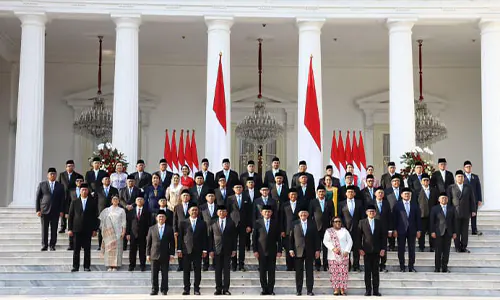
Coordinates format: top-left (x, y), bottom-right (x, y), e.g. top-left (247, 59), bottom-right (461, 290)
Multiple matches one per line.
top-left (472, 212), bottom-right (477, 217)
top-left (36, 211), bottom-right (42, 217)
top-left (333, 248), bottom-right (341, 255)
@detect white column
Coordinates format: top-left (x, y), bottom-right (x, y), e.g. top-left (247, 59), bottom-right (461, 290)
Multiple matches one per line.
top-left (11, 13), bottom-right (47, 207)
top-left (387, 19), bottom-right (416, 170)
top-left (6, 63), bottom-right (18, 205)
top-left (112, 15), bottom-right (141, 166)
top-left (479, 20), bottom-right (500, 211)
top-left (204, 17), bottom-right (233, 168)
top-left (297, 19), bottom-right (324, 184)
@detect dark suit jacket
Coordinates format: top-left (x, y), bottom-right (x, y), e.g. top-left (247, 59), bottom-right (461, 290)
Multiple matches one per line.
top-left (144, 185), bottom-right (165, 212)
top-left (464, 173), bottom-right (482, 203)
top-left (36, 181), bottom-right (65, 215)
top-left (214, 187), bottom-right (234, 206)
top-left (200, 170), bottom-right (216, 190)
top-left (252, 218), bottom-right (282, 256)
top-left (66, 188), bottom-right (82, 213)
top-left (127, 207), bottom-right (151, 239)
top-left (215, 169), bottom-right (239, 190)
top-left (153, 170), bottom-right (173, 189)
top-left (280, 200), bottom-right (305, 234)
top-left (189, 184), bottom-right (210, 205)
top-left (151, 208), bottom-right (174, 227)
top-left (130, 171), bottom-right (152, 189)
top-left (199, 203), bottom-right (219, 236)
top-left (68, 196), bottom-right (99, 233)
top-left (227, 194), bottom-right (252, 228)
top-left (270, 184), bottom-right (289, 205)
top-left (385, 187), bottom-right (403, 210)
top-left (358, 218), bottom-right (387, 254)
top-left (413, 187), bottom-right (439, 219)
top-left (430, 205), bottom-right (458, 237)
top-left (146, 224), bottom-right (175, 260)
top-left (393, 200), bottom-right (422, 236)
top-left (209, 218), bottom-right (237, 255)
top-left (240, 172), bottom-right (263, 190)
top-left (338, 185), bottom-right (363, 202)
top-left (119, 186), bottom-right (141, 208)
top-left (85, 169), bottom-right (108, 192)
top-left (447, 184), bottom-right (476, 219)
top-left (431, 170), bottom-right (454, 193)
top-left (291, 172), bottom-right (315, 191)
top-left (372, 199), bottom-right (393, 232)
top-left (407, 173), bottom-right (424, 192)
top-left (254, 197), bottom-right (278, 221)
top-left (308, 198), bottom-right (334, 232)
top-left (296, 184), bottom-right (316, 205)
top-left (380, 172), bottom-right (404, 190)
top-left (243, 189), bottom-right (261, 204)
top-left (95, 185), bottom-right (119, 213)
top-left (339, 199), bottom-right (365, 240)
top-left (360, 187), bottom-right (376, 207)
top-left (288, 220), bottom-right (320, 258)
top-left (177, 218), bottom-right (208, 254)
top-left (172, 201), bottom-right (194, 233)
top-left (263, 169), bottom-right (289, 189)
top-left (57, 171), bottom-right (83, 191)
top-left (319, 176), bottom-right (341, 188)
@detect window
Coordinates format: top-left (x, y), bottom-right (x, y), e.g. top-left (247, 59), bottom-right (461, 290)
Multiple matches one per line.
top-left (238, 140), bottom-right (277, 174)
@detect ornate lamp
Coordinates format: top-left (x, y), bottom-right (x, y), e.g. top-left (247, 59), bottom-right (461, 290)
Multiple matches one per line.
top-left (74, 36), bottom-right (113, 141)
top-left (415, 40), bottom-right (447, 146)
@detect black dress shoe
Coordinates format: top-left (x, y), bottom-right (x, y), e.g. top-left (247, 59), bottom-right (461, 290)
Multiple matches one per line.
top-left (128, 266), bottom-right (134, 271)
top-left (323, 267), bottom-right (328, 272)
top-left (400, 268), bottom-right (406, 272)
top-left (239, 266), bottom-right (246, 272)
top-left (49, 246), bottom-right (56, 251)
top-left (177, 267), bottom-right (183, 272)
top-left (408, 267), bottom-right (417, 272)
top-left (182, 291), bottom-right (189, 295)
top-left (364, 291), bottom-right (372, 296)
top-left (296, 292), bottom-right (302, 296)
top-left (70, 268), bottom-right (78, 272)
top-left (67, 247), bottom-right (73, 251)
top-left (194, 291), bottom-right (200, 295)
top-left (373, 292), bottom-right (382, 296)
top-left (442, 268), bottom-right (450, 273)
top-left (380, 267), bottom-right (388, 273)
top-left (315, 266), bottom-right (321, 271)
top-left (84, 268), bottom-right (91, 272)
top-left (260, 291), bottom-right (267, 295)
top-left (58, 229), bottom-right (65, 233)
top-left (269, 292), bottom-right (275, 295)
top-left (419, 248), bottom-right (425, 252)
top-left (223, 291), bottom-right (231, 295)
top-left (307, 292), bottom-right (314, 296)
top-left (203, 267), bottom-right (209, 272)
top-left (161, 290), bottom-right (168, 295)
top-left (150, 290), bottom-right (158, 296)
top-left (214, 291), bottom-right (222, 295)
top-left (96, 247), bottom-right (101, 251)
top-left (434, 269), bottom-right (440, 273)
top-left (430, 248), bottom-right (435, 252)
top-left (41, 246), bottom-right (48, 251)
top-left (471, 232), bottom-right (478, 235)
top-left (140, 266), bottom-right (146, 272)
top-left (456, 249), bottom-right (461, 253)
top-left (462, 248), bottom-right (471, 253)
top-left (231, 267), bottom-right (237, 272)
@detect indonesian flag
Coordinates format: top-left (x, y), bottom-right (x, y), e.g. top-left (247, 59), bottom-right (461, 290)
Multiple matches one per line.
top-left (191, 130), bottom-right (199, 174)
top-left (171, 130), bottom-right (179, 174)
top-left (359, 131), bottom-right (367, 180)
top-left (338, 131), bottom-right (346, 179)
top-left (352, 131), bottom-right (361, 176)
top-left (330, 131), bottom-right (340, 178)
top-left (345, 130), bottom-right (352, 166)
top-left (178, 129), bottom-right (185, 170)
top-left (185, 130), bottom-right (193, 176)
top-left (164, 129), bottom-right (172, 172)
top-left (299, 56), bottom-right (322, 183)
top-left (206, 53), bottom-right (230, 167)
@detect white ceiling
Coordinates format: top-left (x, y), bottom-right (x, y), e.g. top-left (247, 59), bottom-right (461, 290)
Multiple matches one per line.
top-left (0, 16), bottom-right (481, 68)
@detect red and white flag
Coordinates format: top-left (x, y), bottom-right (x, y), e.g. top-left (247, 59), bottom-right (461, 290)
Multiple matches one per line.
top-left (191, 130), bottom-right (199, 174)
top-left (345, 130), bottom-right (352, 167)
top-left (185, 130), bottom-right (193, 176)
top-left (300, 56), bottom-right (322, 182)
top-left (164, 129), bottom-right (172, 172)
top-left (352, 131), bottom-right (361, 176)
top-left (337, 131), bottom-right (346, 179)
top-left (171, 130), bottom-right (179, 174)
top-left (330, 131), bottom-right (340, 178)
top-left (178, 129), bottom-right (185, 170)
top-left (359, 131), bottom-right (367, 180)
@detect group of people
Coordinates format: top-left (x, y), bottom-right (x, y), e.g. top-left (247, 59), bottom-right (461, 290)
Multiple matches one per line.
top-left (35, 155), bottom-right (481, 296)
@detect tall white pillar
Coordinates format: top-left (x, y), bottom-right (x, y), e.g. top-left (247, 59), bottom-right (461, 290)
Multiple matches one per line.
top-left (6, 63), bottom-right (19, 205)
top-left (479, 20), bottom-right (500, 211)
top-left (204, 17), bottom-right (233, 168)
top-left (387, 19), bottom-right (416, 169)
top-left (11, 13), bottom-right (47, 207)
top-left (112, 15), bottom-right (141, 166)
top-left (297, 19), bottom-right (324, 184)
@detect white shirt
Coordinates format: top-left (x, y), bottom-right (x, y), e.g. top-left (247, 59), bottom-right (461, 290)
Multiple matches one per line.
top-left (81, 197), bottom-right (88, 211)
top-left (458, 183), bottom-right (463, 192)
top-left (347, 198), bottom-right (355, 215)
top-left (323, 227), bottom-right (353, 260)
top-left (273, 169), bottom-right (279, 175)
top-left (208, 203), bottom-right (215, 216)
top-left (290, 201), bottom-right (296, 213)
top-left (136, 206), bottom-right (143, 217)
top-left (190, 217), bottom-right (197, 230)
top-left (440, 170), bottom-right (446, 180)
top-left (249, 189), bottom-right (254, 201)
top-left (94, 169), bottom-right (99, 179)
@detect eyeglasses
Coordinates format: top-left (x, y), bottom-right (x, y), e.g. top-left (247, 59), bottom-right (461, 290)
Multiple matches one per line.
top-left (333, 220), bottom-right (342, 223)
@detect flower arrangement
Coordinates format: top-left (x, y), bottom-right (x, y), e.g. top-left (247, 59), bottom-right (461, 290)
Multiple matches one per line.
top-left (88, 142), bottom-right (128, 175)
top-left (400, 146), bottom-right (435, 178)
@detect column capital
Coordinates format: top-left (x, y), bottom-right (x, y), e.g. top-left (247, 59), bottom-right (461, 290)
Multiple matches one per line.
top-left (15, 12), bottom-right (47, 26)
top-left (204, 17), bottom-right (234, 30)
top-left (386, 18), bottom-right (417, 32)
top-left (296, 18), bottom-right (325, 32)
top-left (112, 14), bottom-right (142, 28)
top-left (479, 19), bottom-right (500, 33)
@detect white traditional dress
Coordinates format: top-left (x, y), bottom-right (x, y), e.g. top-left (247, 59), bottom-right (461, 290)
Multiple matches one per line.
top-left (166, 183), bottom-right (186, 211)
top-left (323, 227), bottom-right (353, 290)
top-left (99, 205), bottom-right (127, 267)
top-left (110, 172), bottom-right (128, 190)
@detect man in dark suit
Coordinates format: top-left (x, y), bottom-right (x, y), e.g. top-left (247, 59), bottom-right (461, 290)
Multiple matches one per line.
top-left (130, 159), bottom-right (152, 190)
top-left (463, 160), bottom-right (483, 235)
top-left (430, 158), bottom-right (455, 193)
top-left (373, 187), bottom-right (392, 272)
top-left (66, 177), bottom-right (85, 250)
top-left (200, 158), bottom-right (216, 189)
top-left (393, 187), bottom-right (422, 272)
top-left (289, 210), bottom-right (321, 296)
top-left (360, 174), bottom-right (377, 208)
top-left (338, 172), bottom-right (363, 202)
top-left (119, 175), bottom-right (141, 211)
top-left (384, 175), bottom-right (403, 251)
top-left (190, 172), bottom-right (209, 205)
top-left (146, 210), bottom-right (175, 295)
top-left (270, 171), bottom-right (289, 205)
top-left (144, 173), bottom-right (165, 214)
top-left (263, 156), bottom-right (289, 188)
top-left (36, 167), bottom-right (65, 251)
top-left (430, 193), bottom-right (458, 273)
top-left (177, 204), bottom-right (208, 296)
top-left (215, 158), bottom-right (239, 191)
top-left (95, 176), bottom-right (118, 250)
top-left (254, 184), bottom-right (278, 221)
top-left (414, 173), bottom-right (439, 252)
top-left (243, 176), bottom-right (260, 251)
top-left (153, 158), bottom-right (173, 190)
top-left (85, 157), bottom-right (108, 192)
top-left (152, 198), bottom-right (174, 227)
top-left (379, 161), bottom-right (404, 190)
top-left (318, 165), bottom-right (341, 188)
top-left (173, 189), bottom-right (195, 271)
top-left (407, 161), bottom-right (424, 192)
top-left (447, 170), bottom-right (476, 253)
top-left (339, 185), bottom-right (365, 271)
top-left (199, 189), bottom-right (218, 271)
top-left (57, 160), bottom-right (83, 233)
top-left (127, 195), bottom-right (151, 271)
top-left (68, 183), bottom-right (98, 272)
top-left (253, 205), bottom-right (282, 295)
top-left (280, 188), bottom-right (304, 271)
top-left (296, 173), bottom-right (316, 206)
top-left (358, 204), bottom-right (386, 297)
top-left (226, 181), bottom-right (252, 271)
top-left (291, 161), bottom-right (315, 190)
top-left (214, 177), bottom-right (234, 207)
top-left (209, 205), bottom-right (237, 295)
top-left (240, 160), bottom-right (263, 191)
top-left (309, 185), bottom-right (334, 271)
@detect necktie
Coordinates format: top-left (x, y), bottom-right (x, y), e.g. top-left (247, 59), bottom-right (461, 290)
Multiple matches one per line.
top-left (370, 219), bottom-right (374, 234)
top-left (405, 202), bottom-right (410, 217)
top-left (467, 175), bottom-right (471, 182)
top-left (137, 208), bottom-right (141, 220)
top-left (159, 226), bottom-right (164, 239)
top-left (105, 188), bottom-right (109, 197)
top-left (161, 172), bottom-right (165, 181)
top-left (291, 202), bottom-right (296, 213)
top-left (277, 185), bottom-right (281, 196)
top-left (302, 222), bottom-right (307, 235)
top-left (50, 182), bottom-right (54, 194)
top-left (222, 189), bottom-right (226, 199)
top-left (302, 186), bottom-right (306, 195)
top-left (378, 201), bottom-right (382, 212)
top-left (319, 200), bottom-right (324, 212)
top-left (183, 203), bottom-right (188, 215)
top-left (68, 173), bottom-right (71, 181)
top-left (224, 171), bottom-right (229, 181)
top-left (395, 189), bottom-right (399, 199)
top-left (82, 199), bottom-right (86, 211)
top-left (265, 219), bottom-right (270, 233)
top-left (192, 220), bottom-right (196, 231)
top-left (139, 172), bottom-right (142, 180)
top-left (369, 188), bottom-right (373, 199)
top-left (349, 200), bottom-right (354, 216)
top-left (203, 172), bottom-right (207, 181)
top-left (198, 186), bottom-right (202, 195)
top-left (237, 195), bottom-right (241, 208)
top-left (425, 189), bottom-right (430, 199)
top-left (95, 170), bottom-right (98, 179)
top-left (76, 188), bottom-right (80, 198)
top-left (220, 219), bottom-right (224, 232)
top-left (442, 205), bottom-right (447, 217)
top-left (209, 205), bottom-right (214, 216)
top-left (129, 188), bottom-right (133, 196)
top-left (418, 174), bottom-right (422, 181)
